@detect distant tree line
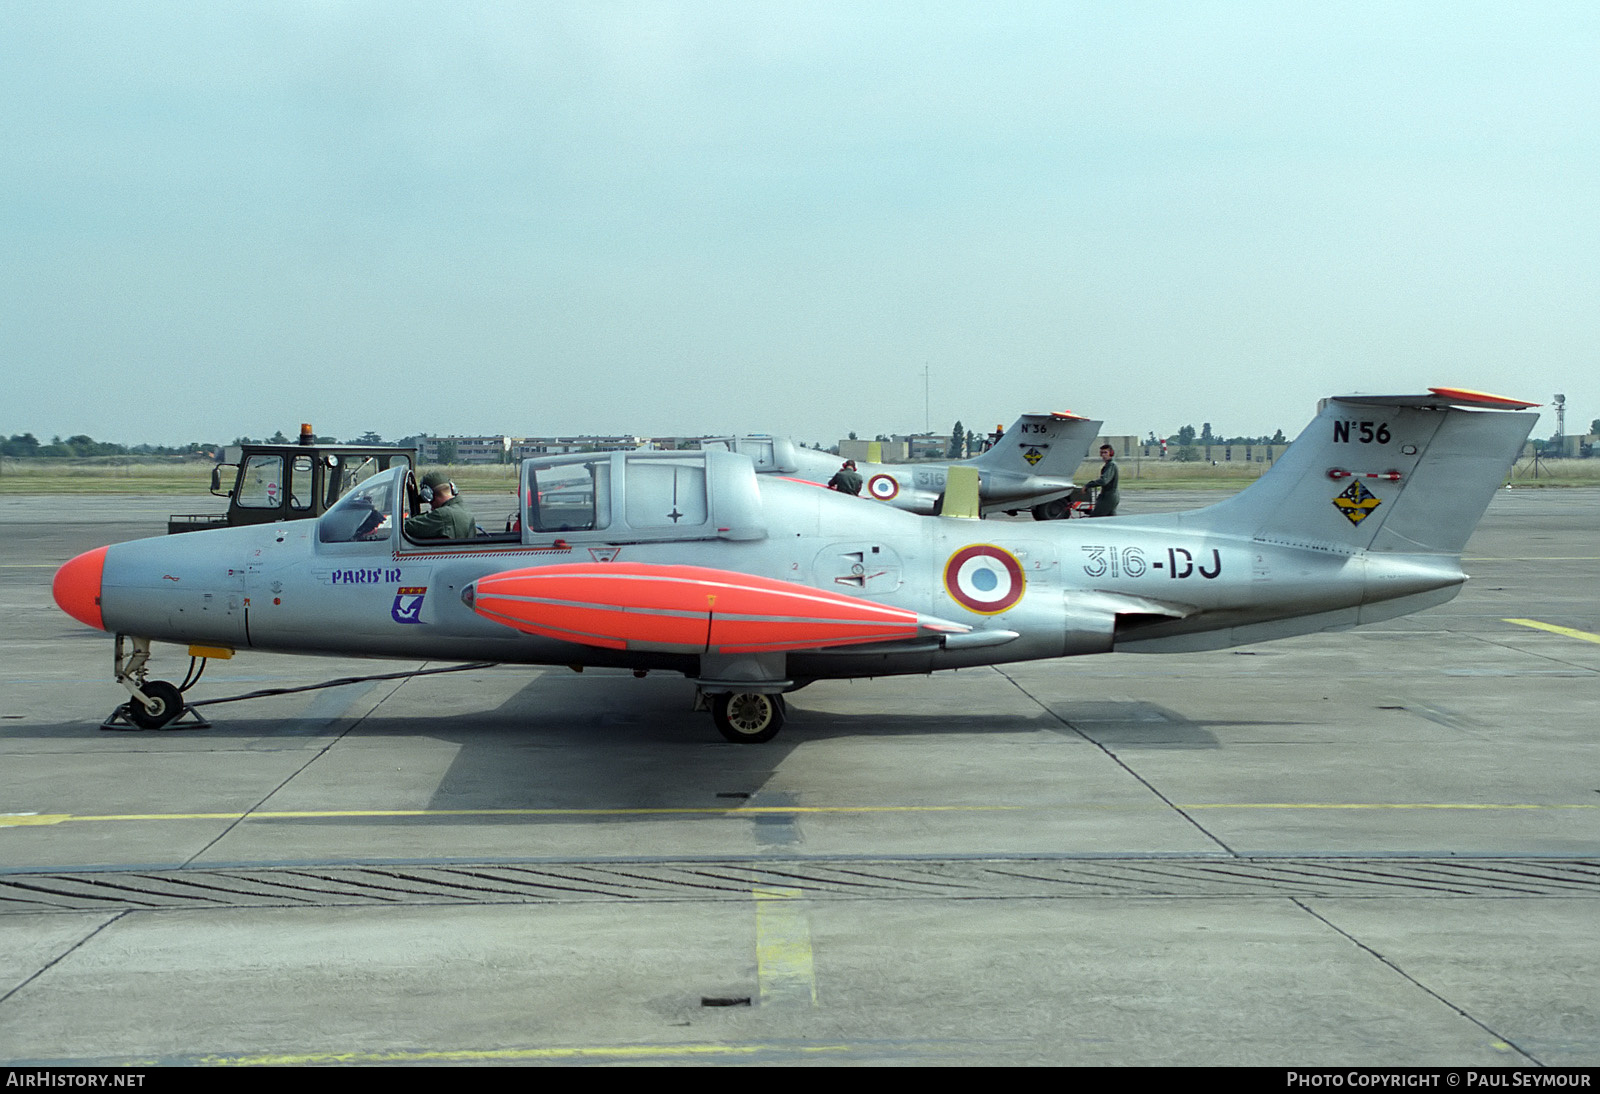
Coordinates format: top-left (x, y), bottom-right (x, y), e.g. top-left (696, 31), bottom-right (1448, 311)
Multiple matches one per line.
top-left (2, 430), bottom-right (413, 459)
top-left (1170, 423), bottom-right (1288, 447)
top-left (1, 433), bottom-right (216, 458)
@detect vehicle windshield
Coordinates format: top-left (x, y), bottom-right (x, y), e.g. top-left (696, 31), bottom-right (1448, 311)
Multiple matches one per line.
top-left (236, 454), bottom-right (284, 509)
top-left (326, 453), bottom-right (410, 509)
top-left (317, 470), bottom-right (398, 543)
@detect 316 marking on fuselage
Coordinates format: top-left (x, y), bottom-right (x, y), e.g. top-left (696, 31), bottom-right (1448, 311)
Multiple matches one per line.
top-left (1081, 545), bottom-right (1223, 580)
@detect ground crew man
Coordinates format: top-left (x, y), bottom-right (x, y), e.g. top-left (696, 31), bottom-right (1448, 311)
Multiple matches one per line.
top-left (1086, 444), bottom-right (1119, 517)
top-left (828, 460), bottom-right (864, 495)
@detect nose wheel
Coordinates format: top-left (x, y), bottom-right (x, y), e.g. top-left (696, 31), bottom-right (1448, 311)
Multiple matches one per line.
top-left (124, 680), bottom-right (186, 729)
top-left (710, 692), bottom-right (786, 744)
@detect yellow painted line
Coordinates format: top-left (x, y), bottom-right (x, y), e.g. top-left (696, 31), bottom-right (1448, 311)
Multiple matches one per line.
top-left (755, 886), bottom-right (818, 1007)
top-left (1182, 803), bottom-right (1596, 810)
top-left (7, 802), bottom-right (1594, 830)
top-left (0, 804), bottom-right (1019, 829)
top-left (198, 1042), bottom-right (855, 1066)
top-left (1504, 618), bottom-right (1600, 645)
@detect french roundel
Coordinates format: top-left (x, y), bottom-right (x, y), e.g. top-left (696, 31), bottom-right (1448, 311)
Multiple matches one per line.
top-left (867, 474), bottom-right (899, 500)
top-left (944, 545), bottom-right (1025, 614)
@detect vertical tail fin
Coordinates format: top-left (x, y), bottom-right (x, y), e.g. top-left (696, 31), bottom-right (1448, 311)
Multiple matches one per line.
top-left (969, 412), bottom-right (1103, 479)
top-left (1189, 390), bottom-right (1537, 556)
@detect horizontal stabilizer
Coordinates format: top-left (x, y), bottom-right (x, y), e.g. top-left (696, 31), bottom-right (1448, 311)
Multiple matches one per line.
top-left (465, 563), bottom-right (972, 654)
top-left (1333, 387), bottom-right (1540, 411)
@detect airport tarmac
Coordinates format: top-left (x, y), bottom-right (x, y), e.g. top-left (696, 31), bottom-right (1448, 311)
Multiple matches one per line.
top-left (1, 488), bottom-right (1596, 1067)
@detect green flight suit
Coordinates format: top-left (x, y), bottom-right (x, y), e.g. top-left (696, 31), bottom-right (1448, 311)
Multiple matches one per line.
top-left (404, 495), bottom-right (478, 540)
top-left (1087, 459), bottom-right (1119, 517)
top-left (829, 468), bottom-right (864, 495)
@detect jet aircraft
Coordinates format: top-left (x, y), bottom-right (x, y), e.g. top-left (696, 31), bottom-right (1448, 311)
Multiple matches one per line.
top-left (700, 411), bottom-right (1104, 519)
top-left (52, 389), bottom-right (1535, 743)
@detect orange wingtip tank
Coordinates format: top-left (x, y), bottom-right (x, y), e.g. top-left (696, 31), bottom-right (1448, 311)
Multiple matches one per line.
top-left (1427, 387), bottom-right (1540, 409)
top-left (467, 563), bottom-right (965, 654)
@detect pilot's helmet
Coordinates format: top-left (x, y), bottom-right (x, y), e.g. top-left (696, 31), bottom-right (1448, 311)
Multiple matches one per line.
top-left (420, 470), bottom-right (454, 501)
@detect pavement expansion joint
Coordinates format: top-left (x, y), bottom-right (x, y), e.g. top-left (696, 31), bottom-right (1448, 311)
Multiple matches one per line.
top-left (1, 856), bottom-right (1596, 913)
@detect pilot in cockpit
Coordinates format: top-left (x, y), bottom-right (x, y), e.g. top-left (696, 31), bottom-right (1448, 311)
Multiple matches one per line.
top-left (404, 471), bottom-right (477, 539)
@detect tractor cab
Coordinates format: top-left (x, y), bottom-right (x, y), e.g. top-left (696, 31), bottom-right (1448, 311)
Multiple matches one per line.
top-left (167, 425), bottom-right (415, 534)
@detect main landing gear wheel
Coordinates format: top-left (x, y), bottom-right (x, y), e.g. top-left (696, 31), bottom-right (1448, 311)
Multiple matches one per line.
top-left (1032, 498), bottom-right (1072, 520)
top-left (711, 692), bottom-right (786, 744)
top-left (125, 680), bottom-right (185, 730)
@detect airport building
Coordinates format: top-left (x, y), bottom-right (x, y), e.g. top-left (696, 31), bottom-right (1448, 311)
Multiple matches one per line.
top-left (417, 435), bottom-right (514, 464)
top-left (511, 435), bottom-right (646, 459)
top-left (420, 434), bottom-right (710, 463)
top-left (1122, 438), bottom-right (1290, 464)
top-left (1538, 434), bottom-right (1598, 459)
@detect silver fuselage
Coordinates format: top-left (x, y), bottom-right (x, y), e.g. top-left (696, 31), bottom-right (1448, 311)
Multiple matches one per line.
top-left (93, 466), bottom-right (1465, 682)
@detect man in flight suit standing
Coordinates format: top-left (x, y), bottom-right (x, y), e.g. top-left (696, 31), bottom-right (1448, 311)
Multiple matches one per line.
top-left (1086, 444), bottom-right (1119, 517)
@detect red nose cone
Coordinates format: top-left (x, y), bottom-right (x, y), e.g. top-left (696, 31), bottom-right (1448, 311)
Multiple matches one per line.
top-left (53, 546), bottom-right (108, 630)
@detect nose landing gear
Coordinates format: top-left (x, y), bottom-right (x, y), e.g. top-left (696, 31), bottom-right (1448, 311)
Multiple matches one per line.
top-left (102, 635), bottom-right (210, 731)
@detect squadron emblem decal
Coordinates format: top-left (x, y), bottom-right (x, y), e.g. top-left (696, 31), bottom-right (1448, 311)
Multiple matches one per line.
top-left (1333, 481), bottom-right (1381, 525)
top-left (391, 586), bottom-right (427, 624)
top-left (1022, 445), bottom-right (1046, 466)
top-left (944, 545), bottom-right (1025, 614)
top-left (867, 474), bottom-right (899, 500)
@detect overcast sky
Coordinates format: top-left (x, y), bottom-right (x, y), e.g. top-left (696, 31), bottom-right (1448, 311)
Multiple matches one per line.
top-left (3, 2), bottom-right (1595, 446)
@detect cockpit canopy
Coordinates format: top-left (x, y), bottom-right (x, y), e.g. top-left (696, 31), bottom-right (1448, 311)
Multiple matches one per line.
top-left (315, 449), bottom-right (767, 548)
top-left (697, 435), bottom-right (799, 475)
top-left (522, 449), bottom-right (765, 543)
top-left (317, 472), bottom-right (397, 543)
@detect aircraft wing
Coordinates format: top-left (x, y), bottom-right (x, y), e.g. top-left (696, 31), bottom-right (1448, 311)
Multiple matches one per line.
top-left (464, 563), bottom-right (973, 654)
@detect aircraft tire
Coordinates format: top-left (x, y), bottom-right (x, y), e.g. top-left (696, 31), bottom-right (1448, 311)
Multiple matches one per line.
top-left (125, 680), bottom-right (185, 730)
top-left (1032, 498), bottom-right (1072, 521)
top-left (712, 692), bottom-right (785, 744)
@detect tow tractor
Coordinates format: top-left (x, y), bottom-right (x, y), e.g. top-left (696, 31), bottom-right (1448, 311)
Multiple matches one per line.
top-left (167, 425), bottom-right (416, 535)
